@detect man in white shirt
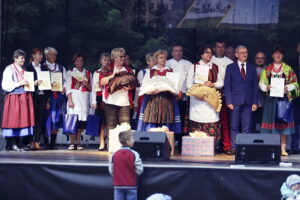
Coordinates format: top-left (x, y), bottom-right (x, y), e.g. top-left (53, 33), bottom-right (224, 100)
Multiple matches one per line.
top-left (211, 41), bottom-right (233, 155)
top-left (166, 45), bottom-right (192, 151)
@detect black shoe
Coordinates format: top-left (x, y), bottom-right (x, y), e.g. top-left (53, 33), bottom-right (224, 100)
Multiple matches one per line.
top-left (225, 149), bottom-right (235, 155)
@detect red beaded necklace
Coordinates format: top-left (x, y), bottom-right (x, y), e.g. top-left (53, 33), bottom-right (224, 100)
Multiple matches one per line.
top-left (272, 63), bottom-right (282, 73)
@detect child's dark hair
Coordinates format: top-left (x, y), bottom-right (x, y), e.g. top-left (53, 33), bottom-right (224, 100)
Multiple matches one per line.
top-left (119, 131), bottom-right (132, 146)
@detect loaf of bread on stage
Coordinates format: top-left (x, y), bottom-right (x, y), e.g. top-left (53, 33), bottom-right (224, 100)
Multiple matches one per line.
top-left (108, 71), bottom-right (139, 94)
top-left (186, 84), bottom-right (222, 112)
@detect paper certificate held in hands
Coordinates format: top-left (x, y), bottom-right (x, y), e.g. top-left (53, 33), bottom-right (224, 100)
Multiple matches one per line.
top-left (51, 72), bottom-right (63, 92)
top-left (166, 72), bottom-right (180, 91)
top-left (194, 64), bottom-right (209, 84)
top-left (71, 70), bottom-right (87, 82)
top-left (270, 77), bottom-right (285, 97)
top-left (37, 71), bottom-right (51, 90)
top-left (93, 72), bottom-right (101, 92)
top-left (24, 71), bottom-right (35, 92)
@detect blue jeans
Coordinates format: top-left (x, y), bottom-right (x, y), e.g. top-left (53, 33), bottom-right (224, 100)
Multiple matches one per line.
top-left (114, 188), bottom-right (137, 200)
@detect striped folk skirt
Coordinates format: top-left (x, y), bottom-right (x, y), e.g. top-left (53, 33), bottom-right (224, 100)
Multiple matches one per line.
top-left (137, 92), bottom-right (181, 133)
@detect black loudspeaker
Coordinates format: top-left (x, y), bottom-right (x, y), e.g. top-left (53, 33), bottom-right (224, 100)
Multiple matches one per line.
top-left (235, 134), bottom-right (281, 164)
top-left (132, 131), bottom-right (171, 161)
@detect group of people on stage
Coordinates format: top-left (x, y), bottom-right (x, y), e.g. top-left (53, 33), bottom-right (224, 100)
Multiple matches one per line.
top-left (2, 41), bottom-right (300, 156)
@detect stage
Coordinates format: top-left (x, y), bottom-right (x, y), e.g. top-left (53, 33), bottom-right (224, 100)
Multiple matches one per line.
top-left (1, 148), bottom-right (300, 200)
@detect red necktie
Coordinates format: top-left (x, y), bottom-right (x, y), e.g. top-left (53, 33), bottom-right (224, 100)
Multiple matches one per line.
top-left (241, 63), bottom-right (246, 80)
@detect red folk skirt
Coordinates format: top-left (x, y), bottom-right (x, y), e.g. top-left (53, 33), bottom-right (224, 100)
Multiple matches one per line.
top-left (2, 93), bottom-right (35, 128)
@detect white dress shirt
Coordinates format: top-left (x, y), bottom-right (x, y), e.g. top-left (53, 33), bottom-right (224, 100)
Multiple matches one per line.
top-left (237, 60), bottom-right (247, 74)
top-left (166, 58), bottom-right (192, 94)
top-left (211, 55), bottom-right (233, 82)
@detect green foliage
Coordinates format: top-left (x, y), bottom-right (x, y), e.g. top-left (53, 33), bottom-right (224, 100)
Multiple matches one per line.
top-left (1, 0), bottom-right (300, 70)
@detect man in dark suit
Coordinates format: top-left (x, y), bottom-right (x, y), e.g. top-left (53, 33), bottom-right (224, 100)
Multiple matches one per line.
top-left (290, 42), bottom-right (300, 154)
top-left (224, 45), bottom-right (259, 151)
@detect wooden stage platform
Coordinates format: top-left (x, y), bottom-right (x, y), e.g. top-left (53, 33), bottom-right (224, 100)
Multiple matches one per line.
top-left (0, 147), bottom-right (299, 165)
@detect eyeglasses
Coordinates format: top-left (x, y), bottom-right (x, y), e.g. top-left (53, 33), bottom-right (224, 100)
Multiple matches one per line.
top-left (204, 51), bottom-right (212, 54)
top-left (255, 57), bottom-right (265, 60)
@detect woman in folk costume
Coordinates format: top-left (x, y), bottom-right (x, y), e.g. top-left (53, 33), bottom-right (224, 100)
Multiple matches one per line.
top-left (24, 48), bottom-right (49, 150)
top-left (260, 46), bottom-right (299, 156)
top-left (43, 47), bottom-right (67, 149)
top-left (91, 53), bottom-right (111, 150)
top-left (185, 46), bottom-right (223, 140)
top-left (66, 54), bottom-right (92, 150)
top-left (137, 50), bottom-right (182, 133)
top-left (100, 48), bottom-right (134, 132)
top-left (1, 49), bottom-right (35, 151)
top-left (133, 53), bottom-right (156, 119)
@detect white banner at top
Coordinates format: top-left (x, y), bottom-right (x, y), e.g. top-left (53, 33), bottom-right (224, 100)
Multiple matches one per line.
top-left (220, 0), bottom-right (280, 25)
top-left (185, 0), bottom-right (233, 19)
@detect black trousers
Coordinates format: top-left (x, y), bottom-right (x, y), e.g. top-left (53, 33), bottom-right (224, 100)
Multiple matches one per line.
top-left (33, 94), bottom-right (48, 142)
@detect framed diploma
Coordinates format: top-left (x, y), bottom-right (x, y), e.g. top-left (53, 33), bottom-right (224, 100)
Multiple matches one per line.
top-left (37, 71), bottom-right (51, 90)
top-left (93, 72), bottom-right (101, 92)
top-left (166, 72), bottom-right (180, 91)
top-left (194, 64), bottom-right (209, 84)
top-left (270, 77), bottom-right (285, 97)
top-left (24, 71), bottom-right (35, 92)
top-left (71, 70), bottom-right (87, 81)
top-left (51, 72), bottom-right (63, 92)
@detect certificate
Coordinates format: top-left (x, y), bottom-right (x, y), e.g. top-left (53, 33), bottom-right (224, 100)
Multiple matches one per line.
top-left (270, 77), bottom-right (285, 97)
top-left (37, 71), bottom-right (51, 90)
top-left (24, 71), bottom-right (35, 92)
top-left (71, 70), bottom-right (87, 81)
top-left (194, 64), bottom-right (208, 84)
top-left (166, 72), bottom-right (180, 91)
top-left (51, 72), bottom-right (63, 92)
top-left (93, 72), bottom-right (101, 92)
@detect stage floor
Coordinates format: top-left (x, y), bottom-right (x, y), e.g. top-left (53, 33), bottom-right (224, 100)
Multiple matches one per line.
top-left (1, 147), bottom-right (300, 169)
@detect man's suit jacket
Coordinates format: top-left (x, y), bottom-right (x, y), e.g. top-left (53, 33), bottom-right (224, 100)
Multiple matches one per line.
top-left (224, 62), bottom-right (258, 106)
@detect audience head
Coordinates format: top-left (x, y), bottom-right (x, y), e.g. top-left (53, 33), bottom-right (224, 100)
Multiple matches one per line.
top-left (286, 174), bottom-right (300, 192)
top-left (119, 131), bottom-right (134, 147)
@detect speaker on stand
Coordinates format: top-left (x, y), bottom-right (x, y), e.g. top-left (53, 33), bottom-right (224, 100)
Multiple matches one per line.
top-left (235, 133), bottom-right (281, 164)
